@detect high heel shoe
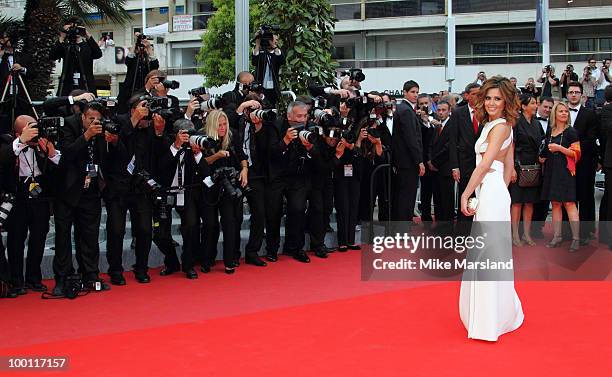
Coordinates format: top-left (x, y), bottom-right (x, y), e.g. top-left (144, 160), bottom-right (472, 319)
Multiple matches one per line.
top-left (546, 236), bottom-right (563, 248)
top-left (521, 235), bottom-right (536, 246)
top-left (569, 239), bottom-right (580, 253)
top-left (512, 237), bottom-right (524, 247)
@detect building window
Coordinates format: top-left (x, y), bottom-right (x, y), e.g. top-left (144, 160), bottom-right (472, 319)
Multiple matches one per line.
top-left (334, 4), bottom-right (361, 20)
top-left (365, 0), bottom-right (444, 19)
top-left (599, 37), bottom-right (612, 52)
top-left (472, 41), bottom-right (539, 64)
top-left (568, 38), bottom-right (596, 53)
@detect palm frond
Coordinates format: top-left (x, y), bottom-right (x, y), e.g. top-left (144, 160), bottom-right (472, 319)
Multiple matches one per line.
top-left (57, 0), bottom-right (131, 25)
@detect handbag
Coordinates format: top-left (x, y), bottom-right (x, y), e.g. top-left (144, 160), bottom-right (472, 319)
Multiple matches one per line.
top-left (517, 163), bottom-right (541, 188)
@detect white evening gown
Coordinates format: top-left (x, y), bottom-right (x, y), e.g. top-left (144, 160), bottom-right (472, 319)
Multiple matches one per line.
top-left (459, 118), bottom-right (524, 342)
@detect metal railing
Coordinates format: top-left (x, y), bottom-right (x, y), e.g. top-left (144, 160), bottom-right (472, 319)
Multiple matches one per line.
top-left (336, 51), bottom-right (612, 68)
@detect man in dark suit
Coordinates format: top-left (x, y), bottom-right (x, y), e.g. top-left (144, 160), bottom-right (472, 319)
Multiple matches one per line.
top-left (252, 31), bottom-right (285, 107)
top-left (50, 17), bottom-right (102, 96)
top-left (103, 96), bottom-right (168, 286)
top-left (449, 83), bottom-right (481, 223)
top-left (116, 32), bottom-right (159, 114)
top-left (2, 116), bottom-right (60, 296)
top-left (567, 82), bottom-right (601, 244)
top-left (598, 85), bottom-right (612, 248)
top-left (391, 80), bottom-right (425, 222)
top-left (155, 119), bottom-right (205, 278)
top-left (416, 94), bottom-right (436, 221)
top-left (0, 32), bottom-right (36, 133)
top-left (0, 131), bottom-right (14, 296)
top-left (428, 101), bottom-right (454, 222)
top-left (52, 102), bottom-right (114, 296)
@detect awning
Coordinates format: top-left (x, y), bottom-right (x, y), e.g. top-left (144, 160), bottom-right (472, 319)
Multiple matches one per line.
top-left (144, 23), bottom-right (169, 36)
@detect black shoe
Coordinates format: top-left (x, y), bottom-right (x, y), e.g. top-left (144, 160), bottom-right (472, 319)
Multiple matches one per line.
top-left (293, 251), bottom-right (311, 263)
top-left (25, 282), bottom-right (48, 292)
top-left (185, 269), bottom-right (198, 279)
top-left (347, 244), bottom-right (361, 250)
top-left (200, 265), bottom-right (211, 273)
top-left (314, 250), bottom-right (329, 259)
top-left (134, 272), bottom-right (151, 284)
top-left (109, 273), bottom-right (126, 286)
top-left (265, 252), bottom-right (278, 262)
top-left (225, 267), bottom-right (235, 275)
top-left (337, 246), bottom-right (348, 252)
top-left (160, 267), bottom-right (178, 276)
top-left (245, 255), bottom-right (267, 267)
top-left (52, 280), bottom-right (65, 297)
top-left (10, 287), bottom-right (27, 296)
top-left (323, 245), bottom-right (336, 253)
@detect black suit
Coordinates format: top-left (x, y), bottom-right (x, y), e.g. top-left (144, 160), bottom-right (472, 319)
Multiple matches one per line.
top-left (116, 54), bottom-right (159, 113)
top-left (0, 135), bottom-right (14, 283)
top-left (50, 37), bottom-right (102, 96)
top-left (599, 104), bottom-right (612, 245)
top-left (251, 50), bottom-right (285, 106)
top-left (572, 105), bottom-right (600, 238)
top-left (156, 144), bottom-right (204, 271)
top-left (448, 105), bottom-right (480, 222)
top-left (429, 119), bottom-right (455, 221)
top-left (54, 114), bottom-right (110, 282)
top-left (103, 114), bottom-right (167, 277)
top-left (391, 100), bottom-right (422, 221)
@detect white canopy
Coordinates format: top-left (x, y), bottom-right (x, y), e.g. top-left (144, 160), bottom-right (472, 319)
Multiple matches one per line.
top-left (144, 23), bottom-right (169, 36)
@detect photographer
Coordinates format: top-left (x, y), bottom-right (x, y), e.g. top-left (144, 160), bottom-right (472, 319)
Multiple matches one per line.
top-left (252, 26), bottom-right (285, 107)
top-left (232, 95), bottom-right (274, 266)
top-left (52, 102), bottom-right (114, 295)
top-left (0, 130), bottom-right (14, 297)
top-left (474, 71), bottom-right (487, 86)
top-left (596, 59), bottom-right (612, 106)
top-left (0, 30), bottom-right (35, 133)
top-left (42, 89), bottom-right (95, 118)
top-left (561, 64), bottom-right (579, 99)
top-left (265, 101), bottom-right (314, 263)
top-left (103, 95), bottom-right (168, 286)
top-left (579, 64), bottom-right (597, 109)
top-left (537, 65), bottom-right (560, 100)
top-left (200, 110), bottom-right (248, 274)
top-left (155, 119), bottom-right (206, 279)
top-left (116, 32), bottom-right (159, 114)
top-left (50, 17), bottom-right (102, 96)
top-left (0, 116), bottom-right (60, 296)
top-left (521, 77), bottom-right (541, 100)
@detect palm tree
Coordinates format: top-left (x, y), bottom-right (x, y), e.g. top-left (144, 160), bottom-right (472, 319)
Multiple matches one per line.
top-left (2, 0), bottom-right (130, 99)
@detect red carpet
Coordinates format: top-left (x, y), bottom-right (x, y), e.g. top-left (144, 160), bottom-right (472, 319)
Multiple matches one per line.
top-left (0, 250), bottom-right (610, 376)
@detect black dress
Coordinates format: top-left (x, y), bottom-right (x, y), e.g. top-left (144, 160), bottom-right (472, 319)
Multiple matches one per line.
top-left (540, 127), bottom-right (579, 202)
top-left (509, 115), bottom-right (545, 204)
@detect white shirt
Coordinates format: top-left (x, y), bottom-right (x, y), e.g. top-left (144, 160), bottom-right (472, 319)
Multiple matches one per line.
top-left (536, 112), bottom-right (548, 134)
top-left (596, 67), bottom-right (610, 90)
top-left (386, 116), bottom-right (393, 136)
top-left (169, 144), bottom-right (202, 206)
top-left (467, 104), bottom-right (476, 124)
top-left (242, 122), bottom-right (253, 166)
top-left (13, 139), bottom-right (61, 178)
top-left (569, 104), bottom-right (581, 126)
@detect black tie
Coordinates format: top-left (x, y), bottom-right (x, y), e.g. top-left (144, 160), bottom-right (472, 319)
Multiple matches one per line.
top-left (569, 108), bottom-right (578, 112)
top-left (537, 117), bottom-right (547, 121)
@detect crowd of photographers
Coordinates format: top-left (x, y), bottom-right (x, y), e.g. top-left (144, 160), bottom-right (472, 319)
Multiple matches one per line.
top-left (2, 18), bottom-right (612, 299)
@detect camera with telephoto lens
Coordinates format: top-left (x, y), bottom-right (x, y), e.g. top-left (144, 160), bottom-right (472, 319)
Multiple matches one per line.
top-left (254, 24), bottom-right (280, 51)
top-left (199, 97), bottom-right (225, 112)
top-left (292, 124), bottom-right (318, 144)
top-left (344, 90), bottom-right (373, 108)
top-left (209, 167), bottom-right (252, 199)
top-left (139, 95), bottom-right (180, 122)
top-left (32, 117), bottom-right (63, 142)
top-left (341, 68), bottom-right (366, 83)
top-left (0, 192), bottom-right (16, 228)
top-left (135, 170), bottom-right (161, 196)
top-left (366, 125), bottom-right (381, 139)
top-left (63, 23), bottom-right (87, 44)
top-left (340, 128), bottom-right (357, 144)
top-left (245, 107), bottom-right (277, 122)
top-left (189, 135), bottom-right (219, 155)
top-left (162, 80), bottom-right (180, 90)
top-left (136, 33), bottom-right (154, 49)
top-left (188, 87), bottom-right (207, 97)
top-left (100, 117), bottom-right (120, 135)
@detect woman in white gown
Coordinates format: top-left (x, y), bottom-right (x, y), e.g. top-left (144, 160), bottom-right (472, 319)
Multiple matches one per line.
top-left (459, 77), bottom-right (525, 342)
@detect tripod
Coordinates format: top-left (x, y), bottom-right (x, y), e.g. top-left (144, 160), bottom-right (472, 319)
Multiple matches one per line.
top-left (57, 41), bottom-right (89, 96)
top-left (0, 70), bottom-right (39, 127)
top-left (130, 49), bottom-right (150, 96)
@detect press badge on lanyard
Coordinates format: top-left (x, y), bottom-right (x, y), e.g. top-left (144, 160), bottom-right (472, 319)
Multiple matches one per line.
top-left (344, 164), bottom-right (353, 177)
top-left (84, 163), bottom-right (98, 188)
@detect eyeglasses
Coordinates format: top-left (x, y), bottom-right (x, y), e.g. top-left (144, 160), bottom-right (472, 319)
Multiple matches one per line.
top-left (567, 91), bottom-right (582, 95)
